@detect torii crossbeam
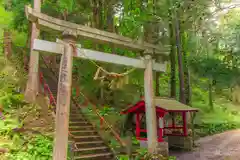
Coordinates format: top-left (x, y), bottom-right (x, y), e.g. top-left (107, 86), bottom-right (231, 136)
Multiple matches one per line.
top-left (25, 6), bottom-right (170, 55)
top-left (25, 5), bottom-right (169, 159)
top-left (33, 39), bottom-right (167, 72)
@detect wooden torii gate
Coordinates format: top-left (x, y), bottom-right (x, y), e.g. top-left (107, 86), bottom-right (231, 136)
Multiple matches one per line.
top-left (25, 6), bottom-right (169, 159)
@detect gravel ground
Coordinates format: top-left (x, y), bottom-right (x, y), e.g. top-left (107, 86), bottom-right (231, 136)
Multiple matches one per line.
top-left (170, 129), bottom-right (240, 160)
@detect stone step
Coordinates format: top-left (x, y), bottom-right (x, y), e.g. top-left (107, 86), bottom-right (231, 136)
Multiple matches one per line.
top-left (74, 152), bottom-right (112, 159)
top-left (74, 146), bottom-right (108, 152)
top-left (75, 141), bottom-right (104, 145)
top-left (70, 130), bottom-right (96, 134)
top-left (69, 125), bottom-right (93, 129)
top-left (70, 118), bottom-right (87, 122)
top-left (73, 135), bottom-right (100, 139)
top-left (69, 120), bottom-right (88, 124)
top-left (70, 114), bottom-right (84, 117)
top-left (69, 126), bottom-right (94, 132)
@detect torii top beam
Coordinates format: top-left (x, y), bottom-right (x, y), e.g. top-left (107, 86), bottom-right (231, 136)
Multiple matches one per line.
top-left (25, 6), bottom-right (170, 56)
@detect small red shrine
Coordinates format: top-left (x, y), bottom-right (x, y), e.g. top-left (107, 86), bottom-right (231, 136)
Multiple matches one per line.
top-left (121, 97), bottom-right (198, 143)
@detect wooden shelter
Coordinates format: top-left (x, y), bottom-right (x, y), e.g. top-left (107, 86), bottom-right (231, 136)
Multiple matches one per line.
top-left (121, 97), bottom-right (199, 143)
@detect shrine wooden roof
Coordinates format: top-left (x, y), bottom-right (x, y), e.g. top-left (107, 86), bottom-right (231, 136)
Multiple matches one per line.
top-left (121, 97), bottom-right (199, 114)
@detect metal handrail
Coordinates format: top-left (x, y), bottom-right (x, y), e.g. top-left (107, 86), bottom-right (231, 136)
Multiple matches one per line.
top-left (39, 72), bottom-right (57, 107)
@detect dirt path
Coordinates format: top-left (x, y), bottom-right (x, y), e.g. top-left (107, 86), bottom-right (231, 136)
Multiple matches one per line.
top-left (170, 129), bottom-right (240, 160)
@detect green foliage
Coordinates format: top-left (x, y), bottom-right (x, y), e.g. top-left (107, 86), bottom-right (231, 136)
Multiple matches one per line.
top-left (197, 122), bottom-right (238, 136)
top-left (0, 56), bottom-right (56, 160)
top-left (26, 135), bottom-right (53, 158)
top-left (4, 135), bottom-right (53, 160)
top-left (189, 55), bottom-right (239, 87)
top-left (134, 148), bottom-right (170, 160)
top-left (193, 101), bottom-right (240, 136)
top-left (132, 137), bottom-right (139, 145)
top-left (1, 1), bottom-right (240, 159)
top-left (0, 111), bottom-right (53, 160)
top-left (9, 0), bottom-right (31, 32)
top-left (0, 3), bottom-right (12, 28)
top-left (99, 106), bottom-right (115, 116)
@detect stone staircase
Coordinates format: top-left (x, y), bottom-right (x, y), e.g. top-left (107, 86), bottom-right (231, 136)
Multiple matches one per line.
top-left (40, 67), bottom-right (115, 160)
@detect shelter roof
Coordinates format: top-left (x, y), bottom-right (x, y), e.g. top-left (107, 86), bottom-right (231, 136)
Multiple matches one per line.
top-left (121, 97), bottom-right (199, 114)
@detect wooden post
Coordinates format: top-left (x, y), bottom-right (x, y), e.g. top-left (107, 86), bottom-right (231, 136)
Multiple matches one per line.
top-left (136, 113), bottom-right (140, 137)
top-left (53, 31), bottom-right (77, 160)
top-left (172, 113), bottom-right (175, 128)
top-left (190, 112), bottom-right (196, 146)
top-left (24, 0), bottom-right (41, 102)
top-left (144, 54), bottom-right (158, 153)
top-left (182, 112), bottom-right (188, 136)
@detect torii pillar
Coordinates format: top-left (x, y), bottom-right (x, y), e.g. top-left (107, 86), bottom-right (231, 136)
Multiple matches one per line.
top-left (144, 54), bottom-right (169, 156)
top-left (144, 54), bottom-right (158, 153)
top-left (24, 0), bottom-right (41, 102)
top-left (53, 30), bottom-right (76, 160)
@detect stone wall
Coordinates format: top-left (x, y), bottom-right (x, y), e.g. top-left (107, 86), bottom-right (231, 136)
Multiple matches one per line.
top-left (168, 136), bottom-right (193, 151)
top-left (139, 139), bottom-right (169, 157)
top-left (157, 141), bottom-right (169, 157)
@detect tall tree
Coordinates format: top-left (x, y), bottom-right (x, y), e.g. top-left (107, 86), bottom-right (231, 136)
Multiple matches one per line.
top-left (175, 7), bottom-right (186, 104)
top-left (168, 0), bottom-right (177, 98)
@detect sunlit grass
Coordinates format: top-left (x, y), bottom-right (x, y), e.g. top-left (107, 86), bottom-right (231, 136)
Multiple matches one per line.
top-left (193, 100), bottom-right (240, 125)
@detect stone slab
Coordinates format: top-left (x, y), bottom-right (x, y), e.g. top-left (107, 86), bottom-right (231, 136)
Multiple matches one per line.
top-left (168, 136), bottom-right (193, 151)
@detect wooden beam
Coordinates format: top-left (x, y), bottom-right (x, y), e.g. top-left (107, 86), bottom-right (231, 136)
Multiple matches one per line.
top-left (33, 39), bottom-right (167, 72)
top-left (33, 39), bottom-right (64, 54)
top-left (25, 6), bottom-right (170, 55)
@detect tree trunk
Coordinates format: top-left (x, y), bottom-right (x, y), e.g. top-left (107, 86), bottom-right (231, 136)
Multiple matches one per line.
top-left (3, 29), bottom-right (12, 59)
top-left (181, 32), bottom-right (191, 105)
top-left (107, 1), bottom-right (116, 105)
top-left (155, 72), bottom-right (160, 96)
top-left (208, 78), bottom-right (214, 110)
top-left (24, 24), bottom-right (32, 71)
top-left (175, 9), bottom-right (186, 104)
top-left (92, 0), bottom-right (105, 103)
top-left (168, 6), bottom-right (176, 98)
top-left (24, 0), bottom-right (41, 102)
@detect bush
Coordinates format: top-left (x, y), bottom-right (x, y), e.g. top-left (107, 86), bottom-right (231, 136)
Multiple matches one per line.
top-left (4, 135), bottom-right (53, 160)
top-left (195, 122), bottom-right (239, 136)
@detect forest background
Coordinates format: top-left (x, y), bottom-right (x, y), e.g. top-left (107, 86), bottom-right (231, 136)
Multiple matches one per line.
top-left (0, 0), bottom-right (240, 159)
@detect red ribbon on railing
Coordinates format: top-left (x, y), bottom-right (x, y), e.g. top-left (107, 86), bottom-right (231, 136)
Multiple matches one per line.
top-left (39, 72), bottom-right (57, 106)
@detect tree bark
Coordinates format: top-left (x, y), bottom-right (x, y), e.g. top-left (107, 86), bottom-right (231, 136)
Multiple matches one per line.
top-left (168, 7), bottom-right (176, 98)
top-left (24, 0), bottom-right (41, 102)
top-left (92, 0), bottom-right (105, 103)
top-left (24, 23), bottom-right (32, 71)
top-left (155, 72), bottom-right (160, 96)
top-left (107, 1), bottom-right (116, 105)
top-left (181, 31), bottom-right (191, 105)
top-left (175, 9), bottom-right (186, 104)
top-left (208, 78), bottom-right (214, 110)
top-left (3, 29), bottom-right (12, 59)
